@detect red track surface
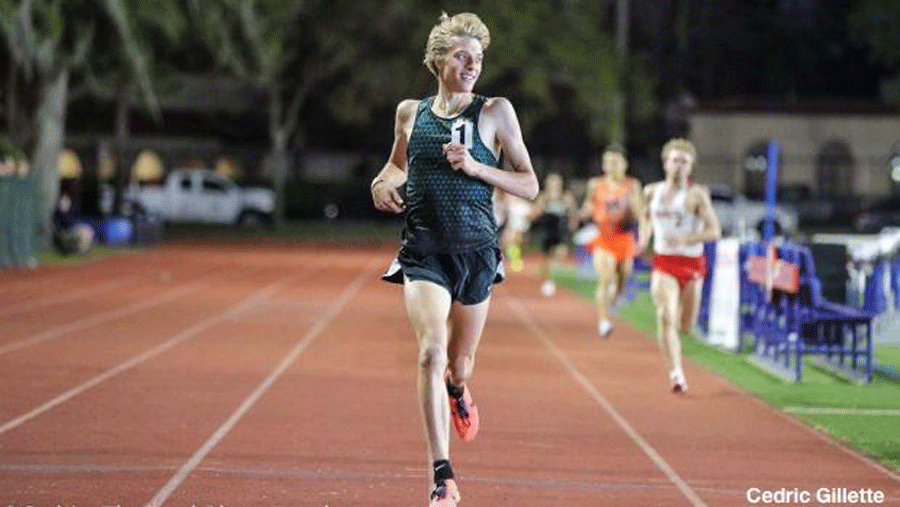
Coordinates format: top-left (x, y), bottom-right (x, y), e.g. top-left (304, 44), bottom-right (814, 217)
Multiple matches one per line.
top-left (0, 244), bottom-right (897, 506)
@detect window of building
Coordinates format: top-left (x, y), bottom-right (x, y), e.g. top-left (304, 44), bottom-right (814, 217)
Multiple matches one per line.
top-left (202, 177), bottom-right (227, 193)
top-left (742, 141), bottom-right (771, 200)
top-left (816, 140), bottom-right (854, 197)
top-left (890, 143), bottom-right (900, 195)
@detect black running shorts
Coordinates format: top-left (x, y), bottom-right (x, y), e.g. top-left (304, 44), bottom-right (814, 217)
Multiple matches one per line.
top-left (382, 246), bottom-right (504, 305)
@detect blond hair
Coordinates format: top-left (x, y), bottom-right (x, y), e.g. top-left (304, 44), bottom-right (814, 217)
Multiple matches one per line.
top-left (423, 12), bottom-right (490, 76)
top-left (661, 138), bottom-right (697, 161)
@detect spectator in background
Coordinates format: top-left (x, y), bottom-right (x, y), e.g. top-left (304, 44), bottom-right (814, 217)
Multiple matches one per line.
top-left (0, 159), bottom-right (13, 176)
top-left (53, 192), bottom-right (94, 255)
top-left (499, 190), bottom-right (532, 272)
top-left (529, 172), bottom-right (578, 296)
top-left (0, 138), bottom-right (26, 176)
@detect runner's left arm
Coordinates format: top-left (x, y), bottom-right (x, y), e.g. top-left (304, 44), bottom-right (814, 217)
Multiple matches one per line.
top-left (672, 185), bottom-right (722, 246)
top-left (443, 97), bottom-right (539, 200)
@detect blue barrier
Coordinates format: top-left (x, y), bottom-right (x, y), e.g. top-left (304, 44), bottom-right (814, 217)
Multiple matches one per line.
top-left (103, 216), bottom-right (133, 244)
top-left (864, 259), bottom-right (887, 314)
top-left (894, 258), bottom-right (900, 310)
top-left (571, 244), bottom-right (651, 300)
top-left (573, 244), bottom-right (593, 276)
top-left (743, 241), bottom-right (874, 383)
top-left (893, 258), bottom-right (900, 311)
top-left (845, 233), bottom-right (900, 345)
top-left (696, 242), bottom-right (716, 338)
top-left (625, 257), bottom-right (652, 301)
top-left (862, 257), bottom-right (900, 315)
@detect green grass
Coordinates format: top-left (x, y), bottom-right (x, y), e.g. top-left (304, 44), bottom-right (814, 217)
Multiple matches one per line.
top-left (38, 245), bottom-right (136, 267)
top-left (30, 219), bottom-right (407, 272)
top-left (33, 219), bottom-right (404, 268)
top-left (552, 268), bottom-right (900, 472)
top-left (874, 344), bottom-right (900, 371)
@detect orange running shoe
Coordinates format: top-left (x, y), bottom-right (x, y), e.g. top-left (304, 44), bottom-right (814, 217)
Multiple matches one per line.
top-left (448, 384), bottom-right (479, 442)
top-left (429, 478), bottom-right (460, 507)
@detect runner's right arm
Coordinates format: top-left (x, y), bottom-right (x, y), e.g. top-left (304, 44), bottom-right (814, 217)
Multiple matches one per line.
top-left (372, 100), bottom-right (417, 214)
top-left (627, 178), bottom-right (649, 254)
top-left (579, 178), bottom-right (598, 221)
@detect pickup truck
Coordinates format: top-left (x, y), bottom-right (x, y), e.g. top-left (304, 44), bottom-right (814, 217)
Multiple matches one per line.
top-left (103, 169), bottom-right (275, 226)
top-left (708, 184), bottom-right (799, 237)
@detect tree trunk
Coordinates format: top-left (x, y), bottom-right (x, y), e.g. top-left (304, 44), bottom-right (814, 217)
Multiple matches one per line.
top-left (266, 133), bottom-right (289, 226)
top-left (267, 85), bottom-right (289, 225)
top-left (112, 77), bottom-right (132, 216)
top-left (5, 59), bottom-right (19, 143)
top-left (612, 0), bottom-right (630, 146)
top-left (32, 68), bottom-right (70, 246)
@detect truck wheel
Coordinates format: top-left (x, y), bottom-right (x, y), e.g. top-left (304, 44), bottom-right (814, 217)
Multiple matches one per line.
top-left (237, 211), bottom-right (266, 227)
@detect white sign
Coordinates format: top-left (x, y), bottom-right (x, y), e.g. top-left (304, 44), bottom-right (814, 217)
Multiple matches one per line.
top-left (708, 238), bottom-right (741, 350)
top-left (451, 118), bottom-right (474, 148)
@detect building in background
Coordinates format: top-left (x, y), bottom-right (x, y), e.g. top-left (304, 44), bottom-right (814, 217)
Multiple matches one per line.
top-left (690, 102), bottom-right (900, 199)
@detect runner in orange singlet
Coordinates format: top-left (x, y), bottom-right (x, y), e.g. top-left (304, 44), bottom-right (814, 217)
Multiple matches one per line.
top-left (580, 145), bottom-right (647, 337)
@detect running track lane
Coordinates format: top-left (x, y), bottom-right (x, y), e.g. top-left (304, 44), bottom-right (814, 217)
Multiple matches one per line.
top-left (130, 253), bottom-right (681, 506)
top-left (157, 249), bottom-right (898, 506)
top-left (0, 245), bottom-right (897, 506)
top-left (0, 250), bottom-right (246, 342)
top-left (0, 247), bottom-right (342, 503)
top-left (0, 247), bottom-right (232, 307)
top-left (496, 272), bottom-right (900, 505)
top-left (0, 265), bottom-right (293, 421)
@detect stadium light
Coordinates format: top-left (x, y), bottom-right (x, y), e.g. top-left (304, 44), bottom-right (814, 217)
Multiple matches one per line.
top-left (890, 155), bottom-right (900, 183)
top-left (744, 155), bottom-right (767, 173)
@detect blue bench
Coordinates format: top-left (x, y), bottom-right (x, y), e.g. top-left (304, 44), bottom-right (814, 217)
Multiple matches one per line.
top-left (742, 241), bottom-right (874, 383)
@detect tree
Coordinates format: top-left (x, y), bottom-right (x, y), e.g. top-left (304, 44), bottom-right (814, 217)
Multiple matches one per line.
top-left (392, 1), bottom-right (653, 149)
top-left (190, 0), bottom-right (654, 212)
top-left (0, 0), bottom-right (91, 242)
top-left (850, 0), bottom-right (900, 107)
top-left (0, 0), bottom-right (159, 244)
top-left (378, 1), bottom-right (657, 158)
top-left (188, 0), bottom-right (420, 224)
top-left (82, 0), bottom-right (185, 215)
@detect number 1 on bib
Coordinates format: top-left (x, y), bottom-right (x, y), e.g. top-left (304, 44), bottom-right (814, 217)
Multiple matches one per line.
top-left (451, 118), bottom-right (473, 148)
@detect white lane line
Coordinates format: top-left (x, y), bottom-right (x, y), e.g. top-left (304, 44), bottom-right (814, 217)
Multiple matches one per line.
top-left (0, 267), bottom-right (317, 437)
top-left (708, 378), bottom-right (900, 483)
top-left (785, 407), bottom-right (900, 416)
top-left (0, 251), bottom-right (149, 293)
top-left (0, 463), bottom-right (748, 496)
top-left (506, 297), bottom-right (709, 507)
top-left (144, 267), bottom-right (373, 507)
top-left (0, 272), bottom-right (86, 293)
top-left (0, 278), bottom-right (133, 318)
top-left (0, 276), bottom-right (215, 356)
